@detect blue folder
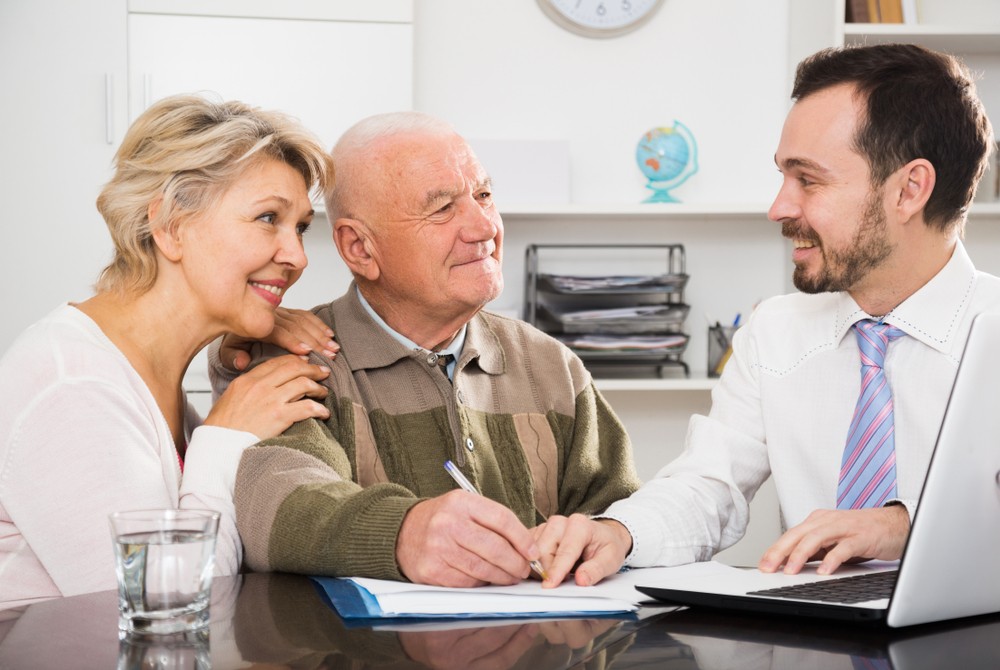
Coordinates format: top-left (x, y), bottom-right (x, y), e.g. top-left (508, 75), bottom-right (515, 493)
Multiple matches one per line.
top-left (311, 577), bottom-right (638, 621)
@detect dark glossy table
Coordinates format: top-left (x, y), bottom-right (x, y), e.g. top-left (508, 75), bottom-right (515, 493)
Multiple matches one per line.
top-left (2, 573), bottom-right (999, 669)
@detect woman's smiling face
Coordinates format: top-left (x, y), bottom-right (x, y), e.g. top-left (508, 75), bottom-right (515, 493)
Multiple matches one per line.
top-left (173, 157), bottom-right (315, 339)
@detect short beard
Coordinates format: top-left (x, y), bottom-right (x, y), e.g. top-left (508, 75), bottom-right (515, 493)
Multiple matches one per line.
top-left (789, 190), bottom-right (893, 294)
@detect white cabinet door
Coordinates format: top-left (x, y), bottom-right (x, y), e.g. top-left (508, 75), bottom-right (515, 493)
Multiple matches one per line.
top-left (0, 0), bottom-right (128, 352)
top-left (127, 13), bottom-right (413, 393)
top-left (127, 11), bottom-right (413, 310)
top-left (127, 13), bottom-right (413, 155)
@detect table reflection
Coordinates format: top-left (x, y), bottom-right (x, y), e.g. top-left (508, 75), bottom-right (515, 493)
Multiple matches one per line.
top-left (118, 628), bottom-right (210, 670)
top-left (0, 573), bottom-right (645, 669)
top-left (232, 573), bottom-right (638, 669)
top-left (615, 608), bottom-right (1000, 670)
top-left (8, 573), bottom-right (997, 669)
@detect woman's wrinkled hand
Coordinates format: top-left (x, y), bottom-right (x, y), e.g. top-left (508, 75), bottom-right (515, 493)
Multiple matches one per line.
top-left (220, 307), bottom-right (340, 371)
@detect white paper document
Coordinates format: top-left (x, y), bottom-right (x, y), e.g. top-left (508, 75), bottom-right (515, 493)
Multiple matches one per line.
top-left (338, 562), bottom-right (737, 618)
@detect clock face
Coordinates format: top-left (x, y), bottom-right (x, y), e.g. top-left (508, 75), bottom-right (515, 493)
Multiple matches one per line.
top-left (538, 0), bottom-right (665, 38)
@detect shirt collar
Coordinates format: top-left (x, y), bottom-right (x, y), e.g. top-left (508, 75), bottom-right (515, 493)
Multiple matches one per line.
top-left (328, 284), bottom-right (504, 380)
top-left (832, 241), bottom-right (978, 353)
top-left (356, 286), bottom-right (468, 359)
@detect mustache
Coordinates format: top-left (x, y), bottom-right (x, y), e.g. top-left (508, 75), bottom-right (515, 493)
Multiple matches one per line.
top-left (781, 219), bottom-right (821, 245)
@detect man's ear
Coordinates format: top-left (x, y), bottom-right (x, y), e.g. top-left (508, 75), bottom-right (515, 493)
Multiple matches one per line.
top-left (333, 218), bottom-right (380, 281)
top-left (148, 198), bottom-right (183, 262)
top-left (894, 158), bottom-right (935, 224)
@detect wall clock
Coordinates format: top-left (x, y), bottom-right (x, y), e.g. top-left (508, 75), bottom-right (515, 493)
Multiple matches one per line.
top-left (537, 0), bottom-right (665, 38)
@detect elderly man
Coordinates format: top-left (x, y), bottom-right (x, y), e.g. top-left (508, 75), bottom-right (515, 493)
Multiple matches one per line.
top-left (212, 111), bottom-right (640, 587)
top-left (538, 42), bottom-right (1000, 587)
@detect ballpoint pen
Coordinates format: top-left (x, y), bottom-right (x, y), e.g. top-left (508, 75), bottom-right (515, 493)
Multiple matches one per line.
top-left (444, 460), bottom-right (550, 581)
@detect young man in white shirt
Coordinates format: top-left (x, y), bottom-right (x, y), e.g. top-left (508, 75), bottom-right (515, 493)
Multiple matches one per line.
top-left (537, 42), bottom-right (1000, 587)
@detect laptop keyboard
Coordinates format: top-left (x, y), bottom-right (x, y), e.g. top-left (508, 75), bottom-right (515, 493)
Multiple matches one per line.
top-left (747, 569), bottom-right (899, 604)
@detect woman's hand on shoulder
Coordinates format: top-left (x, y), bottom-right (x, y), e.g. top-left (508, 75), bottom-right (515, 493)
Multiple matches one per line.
top-left (203, 354), bottom-right (331, 439)
top-left (220, 307), bottom-right (340, 371)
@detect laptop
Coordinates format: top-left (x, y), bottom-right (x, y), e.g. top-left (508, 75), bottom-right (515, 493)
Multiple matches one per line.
top-left (637, 310), bottom-right (1000, 627)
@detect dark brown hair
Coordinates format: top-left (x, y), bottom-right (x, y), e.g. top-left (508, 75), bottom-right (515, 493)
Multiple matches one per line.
top-left (793, 43), bottom-right (993, 232)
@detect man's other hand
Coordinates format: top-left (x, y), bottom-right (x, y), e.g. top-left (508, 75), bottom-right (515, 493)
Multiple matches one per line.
top-left (533, 514), bottom-right (632, 588)
top-left (758, 505), bottom-right (910, 575)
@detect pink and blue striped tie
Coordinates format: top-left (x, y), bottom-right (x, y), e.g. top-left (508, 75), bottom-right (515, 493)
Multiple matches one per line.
top-left (837, 320), bottom-right (906, 510)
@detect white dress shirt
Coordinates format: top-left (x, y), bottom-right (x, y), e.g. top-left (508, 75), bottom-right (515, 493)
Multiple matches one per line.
top-left (603, 242), bottom-right (1000, 567)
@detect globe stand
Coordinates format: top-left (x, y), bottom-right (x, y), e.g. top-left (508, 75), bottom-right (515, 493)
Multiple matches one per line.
top-left (642, 180), bottom-right (683, 203)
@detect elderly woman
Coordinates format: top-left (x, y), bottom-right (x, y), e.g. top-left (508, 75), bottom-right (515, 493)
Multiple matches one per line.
top-left (0, 94), bottom-right (336, 606)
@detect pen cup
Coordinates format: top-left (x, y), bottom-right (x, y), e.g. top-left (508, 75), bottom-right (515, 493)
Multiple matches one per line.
top-left (707, 325), bottom-right (739, 378)
top-left (109, 509), bottom-right (220, 635)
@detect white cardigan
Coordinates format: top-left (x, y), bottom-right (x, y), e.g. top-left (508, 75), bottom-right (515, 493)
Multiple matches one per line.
top-left (0, 305), bottom-right (256, 608)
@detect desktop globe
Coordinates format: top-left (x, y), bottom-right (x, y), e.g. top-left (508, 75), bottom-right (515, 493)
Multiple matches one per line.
top-left (635, 121), bottom-right (699, 203)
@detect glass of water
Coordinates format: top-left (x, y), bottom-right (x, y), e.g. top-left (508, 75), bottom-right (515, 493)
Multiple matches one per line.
top-left (109, 509), bottom-right (220, 634)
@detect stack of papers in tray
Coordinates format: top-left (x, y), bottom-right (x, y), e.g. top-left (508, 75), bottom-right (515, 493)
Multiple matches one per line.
top-left (310, 565), bottom-right (715, 620)
top-left (559, 333), bottom-right (688, 353)
top-left (549, 304), bottom-right (690, 335)
top-left (559, 305), bottom-right (675, 322)
top-left (541, 273), bottom-right (688, 294)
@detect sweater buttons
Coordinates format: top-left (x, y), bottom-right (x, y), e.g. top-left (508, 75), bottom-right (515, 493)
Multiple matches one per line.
top-left (426, 353), bottom-right (439, 365)
top-left (465, 437), bottom-right (474, 452)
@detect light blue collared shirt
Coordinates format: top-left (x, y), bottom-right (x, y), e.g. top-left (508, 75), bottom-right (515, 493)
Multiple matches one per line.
top-left (356, 287), bottom-right (466, 381)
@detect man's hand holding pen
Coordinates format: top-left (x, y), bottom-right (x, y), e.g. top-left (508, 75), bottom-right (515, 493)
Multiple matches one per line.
top-left (444, 460), bottom-right (549, 581)
top-left (396, 488), bottom-right (548, 588)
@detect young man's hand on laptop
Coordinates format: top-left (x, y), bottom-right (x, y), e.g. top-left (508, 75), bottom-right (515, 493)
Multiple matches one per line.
top-left (757, 505), bottom-right (911, 575)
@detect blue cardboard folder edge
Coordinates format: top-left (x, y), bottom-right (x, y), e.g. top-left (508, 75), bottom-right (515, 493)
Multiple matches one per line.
top-left (310, 577), bottom-right (637, 621)
top-left (313, 577), bottom-right (386, 619)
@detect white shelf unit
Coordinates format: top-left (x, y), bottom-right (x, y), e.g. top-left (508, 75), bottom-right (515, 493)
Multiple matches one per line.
top-left (791, 2), bottom-right (1000, 116)
top-left (500, 202), bottom-right (772, 220)
top-left (594, 377), bottom-right (718, 392)
top-left (503, 201), bottom-right (1000, 222)
top-left (499, 204), bottom-right (779, 392)
top-left (841, 24), bottom-right (1000, 53)
top-left (500, 202), bottom-right (1000, 394)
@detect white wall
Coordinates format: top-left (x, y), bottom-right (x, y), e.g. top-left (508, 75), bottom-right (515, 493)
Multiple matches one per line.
top-left (414, 0), bottom-right (789, 207)
top-left (2, 0), bottom-right (795, 564)
top-left (412, 0), bottom-right (791, 563)
top-left (0, 0), bottom-right (126, 350)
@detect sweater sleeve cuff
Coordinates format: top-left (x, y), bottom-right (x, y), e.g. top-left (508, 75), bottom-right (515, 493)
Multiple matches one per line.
top-left (207, 336), bottom-right (242, 403)
top-left (181, 425), bottom-right (260, 499)
top-left (337, 495), bottom-right (423, 581)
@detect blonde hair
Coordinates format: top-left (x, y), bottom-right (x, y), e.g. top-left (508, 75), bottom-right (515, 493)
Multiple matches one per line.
top-left (96, 94), bottom-right (334, 295)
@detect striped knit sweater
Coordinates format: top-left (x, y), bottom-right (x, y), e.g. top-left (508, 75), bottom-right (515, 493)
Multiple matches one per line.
top-left (228, 286), bottom-right (641, 580)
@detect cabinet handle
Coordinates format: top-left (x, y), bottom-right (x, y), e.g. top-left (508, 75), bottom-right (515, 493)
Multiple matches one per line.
top-left (143, 73), bottom-right (152, 111)
top-left (104, 73), bottom-right (114, 145)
